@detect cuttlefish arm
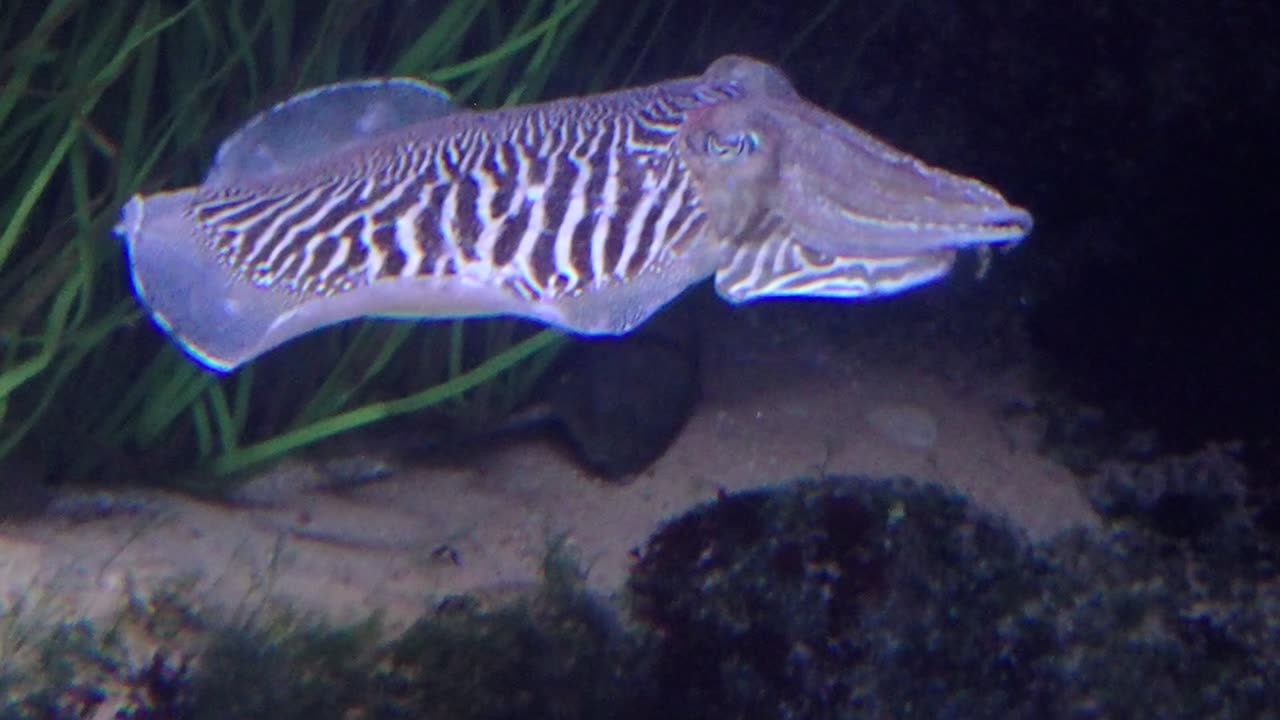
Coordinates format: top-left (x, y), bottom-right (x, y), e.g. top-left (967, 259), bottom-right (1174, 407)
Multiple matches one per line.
top-left (677, 56), bottom-right (1032, 302)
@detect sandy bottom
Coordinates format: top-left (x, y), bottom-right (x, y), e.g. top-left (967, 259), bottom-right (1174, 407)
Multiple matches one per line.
top-left (0, 291), bottom-right (1097, 631)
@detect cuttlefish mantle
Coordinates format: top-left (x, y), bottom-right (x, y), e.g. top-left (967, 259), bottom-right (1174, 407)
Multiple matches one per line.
top-left (117, 55), bottom-right (1032, 371)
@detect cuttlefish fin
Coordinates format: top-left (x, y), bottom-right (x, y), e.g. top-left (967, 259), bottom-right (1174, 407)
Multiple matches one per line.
top-left (119, 189), bottom-right (300, 370)
top-left (204, 77), bottom-right (453, 187)
top-left (119, 78), bottom-right (456, 371)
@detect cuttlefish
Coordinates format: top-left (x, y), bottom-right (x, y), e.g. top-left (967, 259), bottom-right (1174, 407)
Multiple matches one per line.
top-left (117, 55), bottom-right (1032, 371)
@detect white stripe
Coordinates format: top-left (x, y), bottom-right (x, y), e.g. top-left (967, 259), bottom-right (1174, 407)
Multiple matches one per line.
top-left (553, 127), bottom-right (600, 291)
top-left (590, 118), bottom-right (623, 286)
top-left (260, 183), bottom-right (348, 271)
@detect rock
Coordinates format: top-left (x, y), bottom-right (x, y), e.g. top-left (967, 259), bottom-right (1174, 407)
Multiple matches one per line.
top-left (546, 333), bottom-right (699, 480)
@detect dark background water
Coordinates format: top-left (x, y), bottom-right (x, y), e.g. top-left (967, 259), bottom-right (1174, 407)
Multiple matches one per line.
top-left (568, 0), bottom-right (1278, 480)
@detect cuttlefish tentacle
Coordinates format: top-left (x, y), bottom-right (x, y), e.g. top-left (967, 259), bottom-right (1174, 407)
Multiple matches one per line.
top-left (117, 55), bottom-right (1032, 372)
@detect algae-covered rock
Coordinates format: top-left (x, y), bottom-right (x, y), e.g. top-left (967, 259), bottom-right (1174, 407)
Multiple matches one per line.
top-left (628, 462), bottom-right (1280, 718)
top-left (629, 477), bottom-right (1049, 719)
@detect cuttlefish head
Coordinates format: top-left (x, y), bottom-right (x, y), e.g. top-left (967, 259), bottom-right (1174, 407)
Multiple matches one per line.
top-left (679, 56), bottom-right (1032, 300)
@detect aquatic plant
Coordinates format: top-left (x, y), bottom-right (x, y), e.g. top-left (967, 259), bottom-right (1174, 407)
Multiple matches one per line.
top-left (0, 0), bottom-right (607, 484)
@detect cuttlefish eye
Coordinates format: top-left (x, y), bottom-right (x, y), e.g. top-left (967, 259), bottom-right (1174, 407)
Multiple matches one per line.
top-left (701, 129), bottom-right (761, 160)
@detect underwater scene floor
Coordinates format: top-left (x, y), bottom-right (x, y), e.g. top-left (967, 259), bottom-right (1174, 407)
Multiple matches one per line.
top-left (5, 290), bottom-right (1277, 716)
top-left (0, 290), bottom-right (1095, 628)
